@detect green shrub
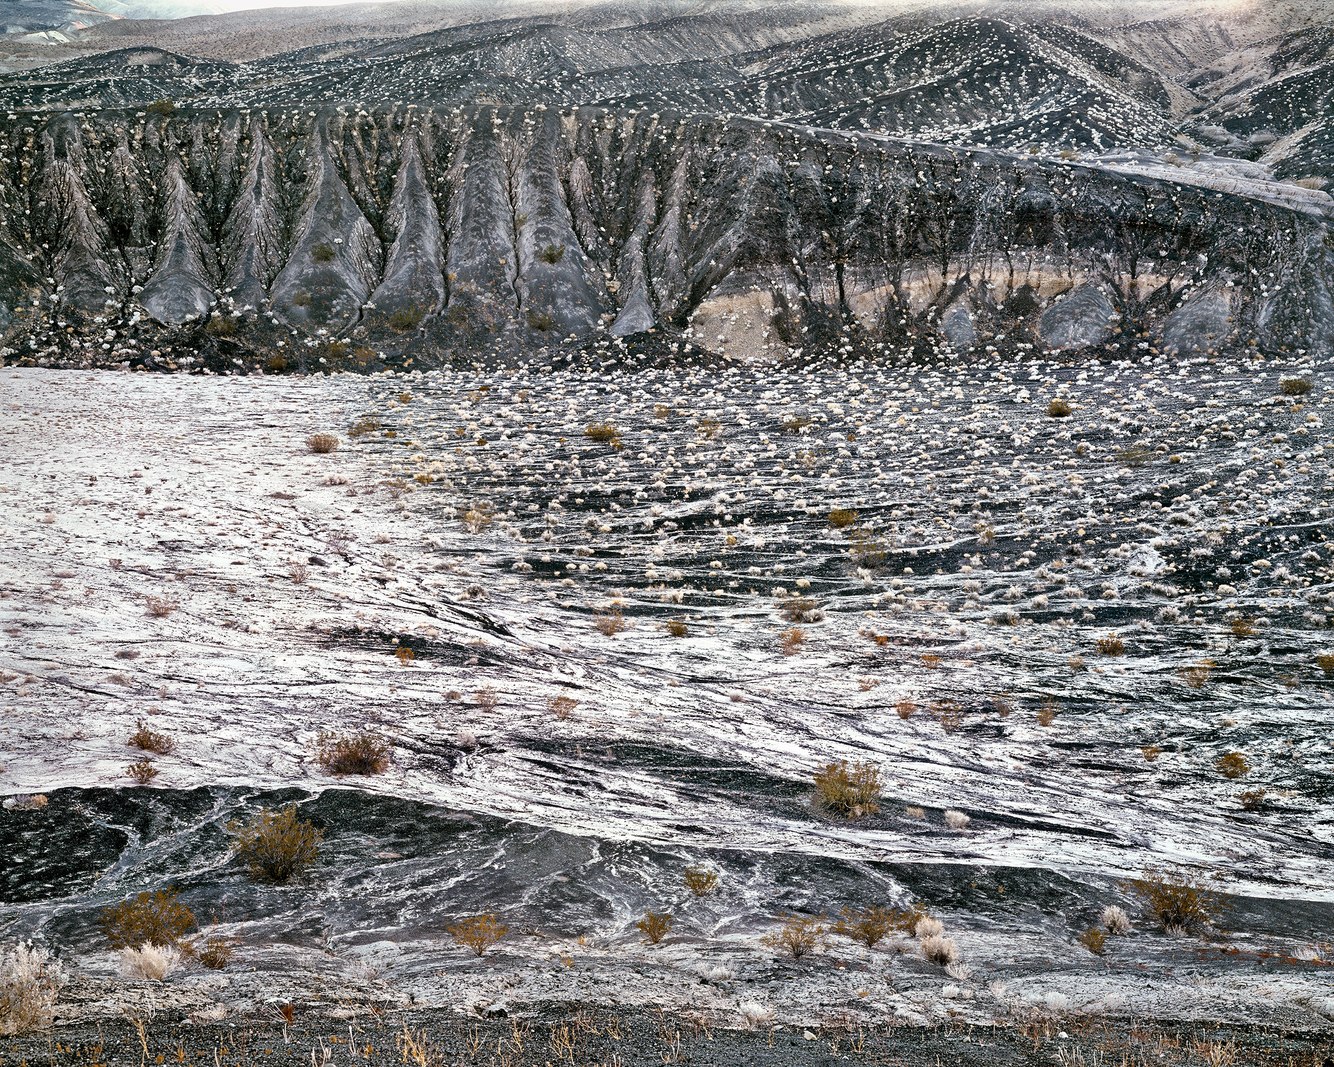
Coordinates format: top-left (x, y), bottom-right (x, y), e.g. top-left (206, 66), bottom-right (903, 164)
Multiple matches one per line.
top-left (229, 805), bottom-right (323, 884)
top-left (317, 731), bottom-right (391, 775)
top-left (813, 760), bottom-right (881, 818)
top-left (102, 890), bottom-right (195, 949)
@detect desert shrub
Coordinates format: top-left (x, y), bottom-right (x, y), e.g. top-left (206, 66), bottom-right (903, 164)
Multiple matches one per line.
top-left (128, 720), bottom-right (174, 755)
top-left (204, 315), bottom-right (237, 337)
top-left (920, 934), bottom-right (960, 965)
top-left (1238, 788), bottom-right (1267, 812)
top-left (290, 289), bottom-right (312, 308)
top-left (1046, 398), bottom-right (1073, 417)
top-left (388, 305), bottom-right (425, 331)
top-left (317, 731), bottom-right (391, 776)
top-left (0, 943), bottom-right (63, 1036)
top-left (306, 433), bottom-right (339, 454)
top-left (914, 915), bottom-right (944, 940)
top-left (1079, 926), bottom-right (1107, 955)
top-left (896, 699), bottom-right (915, 719)
top-left (474, 687), bottom-right (498, 712)
top-left (119, 944), bottom-right (181, 982)
top-left (126, 758), bottom-right (158, 784)
top-left (1095, 634), bottom-right (1125, 656)
top-left (584, 423), bottom-right (622, 447)
top-left (1180, 664), bottom-right (1212, 689)
top-left (813, 760), bottom-right (881, 818)
top-left (1279, 377), bottom-right (1312, 396)
top-left (1229, 617), bottom-right (1257, 637)
top-left (145, 98), bottom-right (176, 117)
top-left (348, 417), bottom-right (381, 438)
top-left (229, 805), bottom-right (323, 884)
top-left (762, 915), bottom-right (823, 958)
top-left (636, 911), bottom-right (672, 945)
top-left (595, 609), bottom-right (627, 636)
top-left (394, 646), bottom-right (415, 665)
top-left (780, 627), bottom-right (805, 655)
top-left (311, 242), bottom-right (336, 264)
top-left (1141, 745), bottom-right (1163, 762)
top-left (145, 595), bottom-right (178, 618)
top-left (666, 618), bottom-right (689, 637)
top-left (537, 244), bottom-right (566, 264)
top-left (196, 937), bottom-right (235, 970)
top-left (828, 508), bottom-right (859, 529)
top-left (1036, 701), bottom-right (1058, 727)
top-left (1215, 751), bottom-right (1250, 779)
top-left (1127, 866), bottom-right (1221, 934)
top-left (548, 694), bottom-right (577, 719)
top-left (102, 889), bottom-right (195, 949)
top-left (834, 906), bottom-right (920, 948)
top-left (1317, 652), bottom-right (1334, 677)
top-left (527, 311), bottom-right (556, 332)
top-left (683, 866), bottom-right (719, 896)
top-left (1101, 905), bottom-right (1132, 935)
top-left (944, 809), bottom-right (970, 831)
top-left (447, 914), bottom-right (508, 957)
top-left (779, 596), bottom-right (823, 624)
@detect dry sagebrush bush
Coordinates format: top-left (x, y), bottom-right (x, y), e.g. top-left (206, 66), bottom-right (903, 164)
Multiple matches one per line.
top-left (317, 731), bottom-right (391, 776)
top-left (128, 720), bottom-right (173, 755)
top-left (447, 914), bottom-right (508, 957)
top-left (920, 934), bottom-right (960, 966)
top-left (1095, 633), bottom-right (1125, 656)
top-left (1127, 866), bottom-right (1222, 935)
top-left (683, 865), bottom-right (719, 896)
top-left (1215, 751), bottom-right (1250, 779)
top-left (834, 906), bottom-right (923, 948)
top-left (813, 759), bottom-right (881, 818)
top-left (1079, 926), bottom-right (1107, 955)
top-left (196, 936), bottom-right (236, 970)
top-left (636, 911), bottom-right (673, 945)
top-left (828, 508), bottom-right (859, 529)
top-left (1046, 398), bottom-right (1073, 417)
top-left (762, 915), bottom-right (824, 958)
top-left (0, 943), bottom-right (63, 1036)
top-left (126, 758), bottom-right (158, 784)
top-left (119, 943), bottom-right (181, 982)
top-left (229, 805), bottom-right (323, 884)
top-left (102, 889), bottom-right (195, 949)
top-left (1101, 905), bottom-right (1132, 935)
top-left (306, 433), bottom-right (340, 454)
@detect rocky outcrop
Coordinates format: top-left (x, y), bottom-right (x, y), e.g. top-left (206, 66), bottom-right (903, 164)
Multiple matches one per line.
top-left (0, 106), bottom-right (1330, 368)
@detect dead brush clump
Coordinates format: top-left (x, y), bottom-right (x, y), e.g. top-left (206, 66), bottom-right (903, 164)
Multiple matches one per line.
top-left (1095, 634), bottom-right (1125, 656)
top-left (666, 618), bottom-right (689, 638)
top-left (317, 731), bottom-right (391, 776)
top-left (229, 805), bottom-right (323, 884)
top-left (0, 942), bottom-right (64, 1036)
top-left (779, 596), bottom-right (823, 623)
top-left (919, 933), bottom-right (960, 966)
top-left (102, 889), bottom-right (195, 950)
top-left (813, 760), bottom-right (881, 819)
top-left (1078, 926), bottom-right (1107, 955)
top-left (683, 866), bottom-right (720, 897)
top-left (126, 758), bottom-right (158, 784)
top-left (1046, 398), bottom-right (1073, 418)
top-left (834, 906), bottom-right (922, 948)
top-left (195, 936), bottom-right (236, 970)
top-left (548, 695), bottom-right (578, 720)
top-left (762, 915), bottom-right (824, 958)
top-left (1215, 751), bottom-right (1250, 779)
top-left (1317, 652), bottom-right (1334, 677)
top-left (1179, 663), bottom-right (1213, 689)
top-left (306, 433), bottom-right (340, 454)
top-left (828, 508), bottom-right (859, 529)
top-left (447, 914), bottom-right (508, 957)
top-left (144, 596), bottom-right (178, 618)
top-left (584, 423), bottom-right (623, 448)
top-left (780, 627), bottom-right (805, 656)
top-left (1238, 788), bottom-right (1267, 812)
top-left (595, 608), bottom-right (627, 636)
top-left (1126, 866), bottom-right (1222, 935)
top-left (1279, 377), bottom-right (1313, 397)
top-left (128, 720), bottom-right (174, 756)
top-left (1229, 617), bottom-right (1257, 638)
top-left (636, 911), bottom-right (673, 945)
